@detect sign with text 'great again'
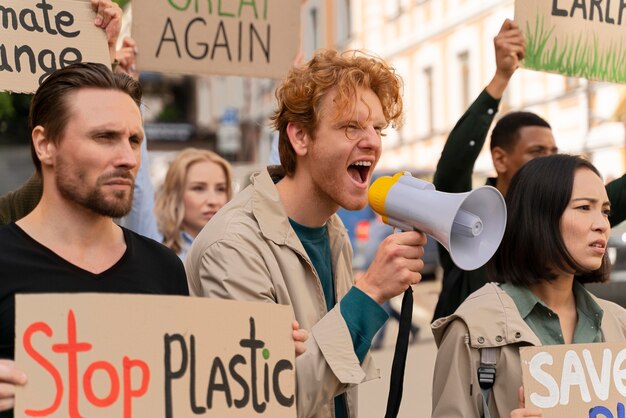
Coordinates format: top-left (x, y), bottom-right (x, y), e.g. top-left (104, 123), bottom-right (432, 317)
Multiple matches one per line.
top-left (0, 0), bottom-right (110, 93)
top-left (132, 0), bottom-right (300, 79)
top-left (515, 0), bottom-right (626, 84)
top-left (521, 342), bottom-right (626, 418)
top-left (14, 293), bottom-right (296, 418)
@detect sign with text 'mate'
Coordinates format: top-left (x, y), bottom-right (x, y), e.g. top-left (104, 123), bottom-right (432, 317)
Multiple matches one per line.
top-left (14, 293), bottom-right (296, 417)
top-left (521, 342), bottom-right (626, 418)
top-left (132, 0), bottom-right (300, 79)
top-left (0, 0), bottom-right (110, 93)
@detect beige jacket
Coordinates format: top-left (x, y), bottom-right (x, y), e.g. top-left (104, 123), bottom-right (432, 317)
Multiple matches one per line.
top-left (185, 167), bottom-right (379, 418)
top-left (431, 283), bottom-right (626, 418)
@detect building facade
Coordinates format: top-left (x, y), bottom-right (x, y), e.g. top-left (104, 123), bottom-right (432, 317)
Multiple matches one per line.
top-left (318, 0), bottom-right (626, 182)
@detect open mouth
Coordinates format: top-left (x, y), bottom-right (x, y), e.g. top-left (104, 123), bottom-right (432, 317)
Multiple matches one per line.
top-left (348, 161), bottom-right (372, 185)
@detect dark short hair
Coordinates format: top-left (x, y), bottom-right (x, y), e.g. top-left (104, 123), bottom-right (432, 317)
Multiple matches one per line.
top-left (28, 62), bottom-right (142, 172)
top-left (489, 154), bottom-right (609, 285)
top-left (490, 111), bottom-right (551, 151)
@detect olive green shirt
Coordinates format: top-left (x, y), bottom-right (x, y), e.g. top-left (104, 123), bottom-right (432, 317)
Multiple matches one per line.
top-left (0, 173), bottom-right (42, 225)
top-left (501, 281), bottom-right (603, 345)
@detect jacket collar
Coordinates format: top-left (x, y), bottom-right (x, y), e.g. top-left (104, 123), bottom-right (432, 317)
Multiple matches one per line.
top-left (432, 283), bottom-right (542, 348)
top-left (250, 166), bottom-right (348, 251)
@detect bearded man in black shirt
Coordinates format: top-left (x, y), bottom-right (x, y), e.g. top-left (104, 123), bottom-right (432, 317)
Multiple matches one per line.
top-left (0, 62), bottom-right (189, 416)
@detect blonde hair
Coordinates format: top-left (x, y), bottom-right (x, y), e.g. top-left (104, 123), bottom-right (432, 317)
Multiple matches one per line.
top-left (271, 49), bottom-right (404, 175)
top-left (155, 148), bottom-right (233, 254)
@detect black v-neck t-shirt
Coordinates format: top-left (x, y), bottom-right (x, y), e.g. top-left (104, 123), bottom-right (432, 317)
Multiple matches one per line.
top-left (0, 223), bottom-right (189, 360)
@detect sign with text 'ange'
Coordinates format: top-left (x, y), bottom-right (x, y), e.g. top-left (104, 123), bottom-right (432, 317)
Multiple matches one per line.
top-left (0, 0), bottom-right (110, 93)
top-left (14, 293), bottom-right (296, 418)
top-left (521, 342), bottom-right (626, 418)
top-left (132, 0), bottom-right (300, 79)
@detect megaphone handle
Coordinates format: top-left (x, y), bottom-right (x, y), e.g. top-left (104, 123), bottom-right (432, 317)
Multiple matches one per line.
top-left (384, 286), bottom-right (413, 418)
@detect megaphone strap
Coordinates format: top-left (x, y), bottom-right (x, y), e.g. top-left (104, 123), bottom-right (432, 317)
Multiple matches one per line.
top-left (384, 286), bottom-right (413, 418)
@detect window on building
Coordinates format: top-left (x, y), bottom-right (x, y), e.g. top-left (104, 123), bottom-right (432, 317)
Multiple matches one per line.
top-left (458, 51), bottom-right (470, 111)
top-left (386, 0), bottom-right (403, 21)
top-left (424, 66), bottom-right (434, 134)
top-left (335, 0), bottom-right (352, 45)
top-left (310, 7), bottom-right (318, 50)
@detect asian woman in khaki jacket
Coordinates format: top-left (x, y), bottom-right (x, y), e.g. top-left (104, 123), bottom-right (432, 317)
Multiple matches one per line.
top-left (431, 154), bottom-right (626, 418)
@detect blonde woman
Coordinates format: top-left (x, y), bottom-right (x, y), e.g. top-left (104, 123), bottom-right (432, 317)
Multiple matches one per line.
top-left (155, 148), bottom-right (233, 260)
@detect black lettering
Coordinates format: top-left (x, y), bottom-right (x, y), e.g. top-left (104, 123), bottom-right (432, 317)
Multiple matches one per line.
top-left (263, 362), bottom-right (270, 403)
top-left (164, 334), bottom-right (188, 418)
top-left (620, 0), bottom-right (626, 25)
top-left (206, 358), bottom-right (232, 408)
top-left (0, 6), bottom-right (18, 30)
top-left (14, 45), bottom-right (35, 74)
top-left (59, 47), bottom-right (81, 68)
top-left (605, 0), bottom-right (616, 23)
top-left (37, 49), bottom-right (56, 85)
top-left (228, 354), bottom-right (249, 408)
top-left (189, 335), bottom-right (206, 414)
top-left (185, 17), bottom-right (209, 59)
top-left (249, 23), bottom-right (270, 63)
top-left (239, 318), bottom-right (266, 413)
top-left (238, 20), bottom-right (242, 62)
top-left (0, 45), bottom-right (14, 72)
top-left (590, 0), bottom-right (604, 21)
top-left (571, 0), bottom-right (588, 19)
top-left (552, 0), bottom-right (569, 16)
top-left (272, 359), bottom-right (294, 407)
top-left (35, 0), bottom-right (57, 35)
top-left (211, 20), bottom-right (231, 61)
top-left (19, 8), bottom-right (44, 33)
top-left (157, 18), bottom-right (181, 58)
top-left (55, 11), bottom-right (78, 38)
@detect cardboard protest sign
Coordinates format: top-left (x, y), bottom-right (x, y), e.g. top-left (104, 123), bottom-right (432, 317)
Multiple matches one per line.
top-left (515, 0), bottom-right (626, 84)
top-left (14, 293), bottom-right (296, 418)
top-left (0, 0), bottom-right (110, 93)
top-left (520, 342), bottom-right (626, 418)
top-left (131, 0), bottom-right (300, 79)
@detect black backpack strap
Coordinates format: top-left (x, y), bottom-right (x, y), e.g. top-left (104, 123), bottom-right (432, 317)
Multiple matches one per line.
top-left (478, 347), bottom-right (497, 418)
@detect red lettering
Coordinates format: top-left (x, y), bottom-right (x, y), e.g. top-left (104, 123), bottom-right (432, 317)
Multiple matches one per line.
top-left (123, 357), bottom-right (150, 418)
top-left (83, 361), bottom-right (119, 407)
top-left (22, 310), bottom-right (151, 416)
top-left (52, 310), bottom-right (92, 418)
top-left (23, 322), bottom-right (63, 417)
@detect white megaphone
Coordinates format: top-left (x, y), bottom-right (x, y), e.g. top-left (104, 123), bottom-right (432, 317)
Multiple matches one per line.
top-left (368, 172), bottom-right (506, 271)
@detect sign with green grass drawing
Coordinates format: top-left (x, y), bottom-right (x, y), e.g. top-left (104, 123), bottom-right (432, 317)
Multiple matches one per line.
top-left (515, 0), bottom-right (626, 84)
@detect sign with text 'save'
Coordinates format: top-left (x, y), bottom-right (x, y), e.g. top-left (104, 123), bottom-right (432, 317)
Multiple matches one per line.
top-left (520, 342), bottom-right (626, 418)
top-left (14, 293), bottom-right (296, 418)
top-left (131, 0), bottom-right (300, 79)
top-left (514, 0), bottom-right (626, 84)
top-left (0, 0), bottom-right (110, 93)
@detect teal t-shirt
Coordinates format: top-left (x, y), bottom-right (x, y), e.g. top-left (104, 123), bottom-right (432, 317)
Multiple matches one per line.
top-left (289, 218), bottom-right (387, 418)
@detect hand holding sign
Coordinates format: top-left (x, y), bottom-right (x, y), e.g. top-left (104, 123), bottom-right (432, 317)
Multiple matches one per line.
top-left (90, 0), bottom-right (122, 62)
top-left (0, 360), bottom-right (27, 412)
top-left (292, 321), bottom-right (308, 357)
top-left (487, 18), bottom-right (525, 99)
top-left (494, 19), bottom-right (525, 79)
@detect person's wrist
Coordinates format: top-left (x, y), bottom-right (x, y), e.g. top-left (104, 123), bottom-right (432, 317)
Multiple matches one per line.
top-left (354, 280), bottom-right (385, 305)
